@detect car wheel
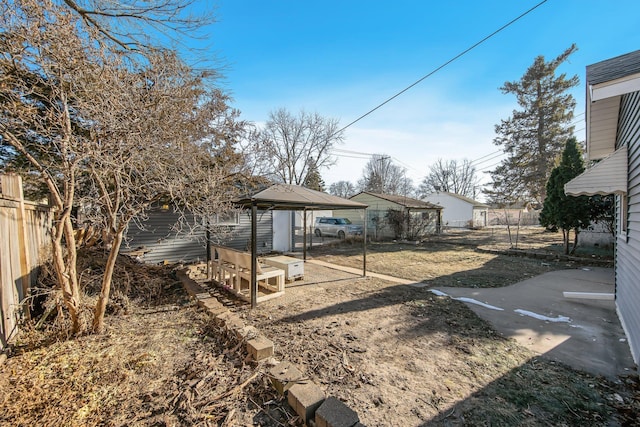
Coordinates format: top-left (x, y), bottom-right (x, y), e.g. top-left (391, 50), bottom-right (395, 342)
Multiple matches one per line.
top-left (338, 230), bottom-right (345, 240)
top-left (315, 229), bottom-right (322, 237)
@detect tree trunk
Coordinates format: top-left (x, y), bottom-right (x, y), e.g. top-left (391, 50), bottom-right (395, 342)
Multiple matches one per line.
top-left (51, 210), bottom-right (82, 334)
top-left (504, 209), bottom-right (513, 248)
top-left (570, 229), bottom-right (579, 255)
top-left (562, 228), bottom-right (569, 255)
top-left (92, 229), bottom-right (124, 334)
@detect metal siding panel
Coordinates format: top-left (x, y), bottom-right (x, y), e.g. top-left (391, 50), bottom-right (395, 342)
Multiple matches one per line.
top-left (222, 210), bottom-right (273, 254)
top-left (615, 97), bottom-right (640, 363)
top-left (126, 209), bottom-right (275, 263)
top-left (124, 210), bottom-right (207, 264)
top-left (618, 92), bottom-right (640, 145)
top-left (616, 245), bottom-right (640, 363)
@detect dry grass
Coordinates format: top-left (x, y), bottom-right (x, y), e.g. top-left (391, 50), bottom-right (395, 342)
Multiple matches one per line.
top-left (248, 262), bottom-right (637, 426)
top-left (1, 228), bottom-right (636, 427)
top-left (1, 253), bottom-right (288, 427)
top-left (310, 226), bottom-right (613, 287)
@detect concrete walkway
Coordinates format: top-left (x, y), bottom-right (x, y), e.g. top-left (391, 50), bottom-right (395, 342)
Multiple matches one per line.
top-left (307, 260), bottom-right (636, 379)
top-left (434, 267), bottom-right (636, 379)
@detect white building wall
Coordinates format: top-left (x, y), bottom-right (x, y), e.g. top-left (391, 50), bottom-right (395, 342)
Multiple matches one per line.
top-left (424, 193), bottom-right (473, 228)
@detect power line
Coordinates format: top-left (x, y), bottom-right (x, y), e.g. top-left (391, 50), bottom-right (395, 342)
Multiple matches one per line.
top-left (335, 0), bottom-right (549, 134)
top-left (469, 149), bottom-right (503, 164)
top-left (472, 152), bottom-right (506, 166)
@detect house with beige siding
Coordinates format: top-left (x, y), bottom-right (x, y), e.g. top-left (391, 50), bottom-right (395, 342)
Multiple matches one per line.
top-left (565, 49), bottom-right (640, 365)
top-left (341, 192), bottom-right (442, 240)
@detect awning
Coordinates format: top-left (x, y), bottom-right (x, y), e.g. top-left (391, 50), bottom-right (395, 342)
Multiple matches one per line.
top-left (565, 146), bottom-right (627, 196)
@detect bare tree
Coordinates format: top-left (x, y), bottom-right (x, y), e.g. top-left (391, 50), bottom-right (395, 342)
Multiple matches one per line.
top-left (418, 159), bottom-right (479, 198)
top-left (1, 0), bottom-right (245, 333)
top-left (358, 155), bottom-right (410, 195)
top-left (329, 181), bottom-right (357, 198)
top-left (59, 0), bottom-right (215, 52)
top-left (257, 108), bottom-right (344, 185)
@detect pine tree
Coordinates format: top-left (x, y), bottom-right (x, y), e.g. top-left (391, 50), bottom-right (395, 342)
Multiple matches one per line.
top-left (486, 45), bottom-right (579, 205)
top-left (539, 137), bottom-right (591, 254)
top-left (303, 161), bottom-right (325, 192)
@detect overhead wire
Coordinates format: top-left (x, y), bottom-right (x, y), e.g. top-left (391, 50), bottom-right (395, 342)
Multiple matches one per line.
top-left (326, 0), bottom-right (559, 182)
top-left (334, 0), bottom-right (549, 134)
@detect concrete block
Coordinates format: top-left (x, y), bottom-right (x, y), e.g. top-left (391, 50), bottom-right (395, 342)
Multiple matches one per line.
top-left (197, 297), bottom-right (221, 309)
top-left (235, 325), bottom-right (260, 341)
top-left (215, 310), bottom-right (235, 325)
top-left (176, 269), bottom-right (206, 296)
top-left (315, 396), bottom-right (360, 427)
top-left (204, 304), bottom-right (228, 317)
top-left (287, 381), bottom-right (325, 424)
top-left (247, 335), bottom-right (274, 361)
top-left (224, 316), bottom-right (245, 333)
top-left (268, 361), bottom-right (305, 395)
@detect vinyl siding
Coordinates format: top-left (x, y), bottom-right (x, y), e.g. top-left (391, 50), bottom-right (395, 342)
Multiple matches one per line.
top-left (343, 193), bottom-right (439, 239)
top-left (124, 209), bottom-right (273, 264)
top-left (615, 90), bottom-right (640, 363)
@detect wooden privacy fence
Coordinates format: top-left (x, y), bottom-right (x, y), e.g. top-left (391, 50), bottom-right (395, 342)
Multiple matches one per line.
top-left (0, 174), bottom-right (52, 352)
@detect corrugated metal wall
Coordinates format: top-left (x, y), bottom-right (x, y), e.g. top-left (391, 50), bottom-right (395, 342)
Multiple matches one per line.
top-left (615, 90), bottom-right (640, 364)
top-left (124, 208), bottom-right (273, 265)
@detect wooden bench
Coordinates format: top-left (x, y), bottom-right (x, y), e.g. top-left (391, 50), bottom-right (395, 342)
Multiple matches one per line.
top-left (210, 246), bottom-right (285, 303)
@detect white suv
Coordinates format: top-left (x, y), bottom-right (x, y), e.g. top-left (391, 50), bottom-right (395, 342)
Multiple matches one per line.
top-left (314, 217), bottom-right (363, 239)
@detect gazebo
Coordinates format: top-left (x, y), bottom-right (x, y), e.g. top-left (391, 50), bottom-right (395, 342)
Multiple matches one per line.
top-left (234, 184), bottom-right (368, 307)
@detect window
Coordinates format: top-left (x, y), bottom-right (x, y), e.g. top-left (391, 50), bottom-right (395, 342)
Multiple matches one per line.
top-left (617, 193), bottom-right (628, 240)
top-left (214, 211), bottom-right (240, 226)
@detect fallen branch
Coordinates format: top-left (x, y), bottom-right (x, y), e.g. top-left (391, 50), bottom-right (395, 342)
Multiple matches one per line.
top-left (203, 371), bottom-right (261, 408)
top-left (248, 396), bottom-right (286, 427)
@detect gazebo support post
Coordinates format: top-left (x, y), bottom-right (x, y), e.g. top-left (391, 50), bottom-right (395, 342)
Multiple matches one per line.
top-left (251, 201), bottom-right (257, 309)
top-left (303, 208), bottom-right (307, 261)
top-left (363, 208), bottom-right (367, 277)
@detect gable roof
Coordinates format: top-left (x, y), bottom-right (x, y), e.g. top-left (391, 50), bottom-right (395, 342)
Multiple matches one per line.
top-left (428, 191), bottom-right (489, 208)
top-left (352, 191), bottom-right (442, 210)
top-left (586, 50), bottom-right (640, 160)
top-left (587, 49), bottom-right (640, 85)
top-left (235, 184), bottom-right (367, 210)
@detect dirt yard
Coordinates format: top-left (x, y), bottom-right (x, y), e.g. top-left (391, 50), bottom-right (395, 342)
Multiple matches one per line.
top-left (1, 227), bottom-right (637, 426)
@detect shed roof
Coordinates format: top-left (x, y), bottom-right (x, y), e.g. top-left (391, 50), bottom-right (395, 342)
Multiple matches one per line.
top-left (235, 184), bottom-right (367, 210)
top-left (352, 191), bottom-right (442, 210)
top-left (428, 192), bottom-right (489, 208)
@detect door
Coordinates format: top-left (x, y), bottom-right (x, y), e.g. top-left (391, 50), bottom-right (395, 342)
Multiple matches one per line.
top-left (272, 210), bottom-right (292, 252)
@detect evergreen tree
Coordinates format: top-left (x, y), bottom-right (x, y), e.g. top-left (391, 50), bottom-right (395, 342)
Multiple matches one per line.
top-left (539, 137), bottom-right (591, 254)
top-left (303, 161), bottom-right (325, 191)
top-left (486, 45), bottom-right (579, 205)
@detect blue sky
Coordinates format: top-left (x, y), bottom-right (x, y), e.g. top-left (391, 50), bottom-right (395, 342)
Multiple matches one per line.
top-left (189, 0), bottom-right (640, 190)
